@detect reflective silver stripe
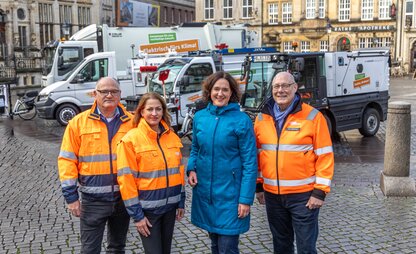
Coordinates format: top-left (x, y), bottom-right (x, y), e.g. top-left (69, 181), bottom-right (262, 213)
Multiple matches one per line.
top-left (315, 146), bottom-right (333, 156)
top-left (59, 150), bottom-right (77, 160)
top-left (264, 176), bottom-right (316, 187)
top-left (261, 144), bottom-right (277, 151)
top-left (61, 178), bottom-right (77, 188)
top-left (79, 185), bottom-right (120, 193)
top-left (124, 197), bottom-right (140, 207)
top-left (258, 113), bottom-right (263, 121)
top-left (316, 177), bottom-right (331, 186)
top-left (117, 167), bottom-right (138, 178)
top-left (306, 108), bottom-right (319, 120)
top-left (279, 144), bottom-right (313, 152)
top-left (140, 194), bottom-right (181, 209)
top-left (79, 154), bottom-right (116, 163)
top-left (139, 167), bottom-right (180, 179)
top-left (258, 171), bottom-right (263, 178)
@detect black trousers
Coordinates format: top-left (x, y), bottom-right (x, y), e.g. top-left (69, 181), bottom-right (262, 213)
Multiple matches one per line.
top-left (140, 208), bottom-right (177, 254)
top-left (80, 199), bottom-right (130, 254)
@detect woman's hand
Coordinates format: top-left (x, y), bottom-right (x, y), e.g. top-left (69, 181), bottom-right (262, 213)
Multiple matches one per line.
top-left (238, 204), bottom-right (250, 219)
top-left (135, 217), bottom-right (152, 237)
top-left (176, 208), bottom-right (185, 221)
top-left (188, 171), bottom-right (198, 187)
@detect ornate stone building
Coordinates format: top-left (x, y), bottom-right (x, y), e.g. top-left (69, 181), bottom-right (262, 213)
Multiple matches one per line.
top-left (396, 0), bottom-right (416, 73)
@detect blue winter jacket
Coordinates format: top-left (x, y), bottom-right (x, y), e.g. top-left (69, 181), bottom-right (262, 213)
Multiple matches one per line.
top-left (187, 102), bottom-right (258, 235)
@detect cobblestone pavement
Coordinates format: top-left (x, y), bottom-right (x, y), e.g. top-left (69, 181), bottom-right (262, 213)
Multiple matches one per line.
top-left (1, 78), bottom-right (416, 253)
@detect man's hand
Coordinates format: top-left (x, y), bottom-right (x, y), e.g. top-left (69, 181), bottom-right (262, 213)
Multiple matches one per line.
top-left (306, 196), bottom-right (324, 209)
top-left (256, 192), bottom-right (265, 205)
top-left (67, 200), bottom-right (81, 217)
top-left (135, 217), bottom-right (152, 237)
top-left (238, 204), bottom-right (250, 218)
top-left (176, 208), bottom-right (185, 221)
top-left (188, 171), bottom-right (198, 187)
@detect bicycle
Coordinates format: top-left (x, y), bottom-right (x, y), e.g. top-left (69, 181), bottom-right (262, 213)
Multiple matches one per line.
top-left (11, 90), bottom-right (38, 120)
top-left (177, 99), bottom-right (207, 141)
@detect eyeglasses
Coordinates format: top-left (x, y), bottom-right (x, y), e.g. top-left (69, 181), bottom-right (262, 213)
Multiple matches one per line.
top-left (272, 83), bottom-right (295, 90)
top-left (96, 89), bottom-right (121, 96)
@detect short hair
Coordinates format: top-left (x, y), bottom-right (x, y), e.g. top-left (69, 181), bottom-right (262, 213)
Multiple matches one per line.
top-left (272, 71), bottom-right (296, 85)
top-left (202, 71), bottom-right (240, 103)
top-left (133, 92), bottom-right (172, 128)
top-left (95, 77), bottom-right (120, 90)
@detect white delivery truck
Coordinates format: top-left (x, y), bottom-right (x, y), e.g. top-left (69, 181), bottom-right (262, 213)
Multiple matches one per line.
top-left (137, 47), bottom-right (278, 125)
top-left (239, 47), bottom-right (391, 136)
top-left (41, 22), bottom-right (259, 86)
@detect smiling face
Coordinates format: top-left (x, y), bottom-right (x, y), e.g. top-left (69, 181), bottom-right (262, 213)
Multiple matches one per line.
top-left (272, 72), bottom-right (298, 111)
top-left (141, 98), bottom-right (163, 132)
top-left (210, 78), bottom-right (232, 107)
top-left (94, 77), bottom-right (121, 117)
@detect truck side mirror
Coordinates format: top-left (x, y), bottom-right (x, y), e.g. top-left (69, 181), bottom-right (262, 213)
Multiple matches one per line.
top-left (294, 58), bottom-right (305, 71)
top-left (75, 73), bottom-right (85, 83)
top-left (58, 56), bottom-right (63, 68)
top-left (179, 76), bottom-right (190, 91)
top-left (58, 47), bottom-right (63, 56)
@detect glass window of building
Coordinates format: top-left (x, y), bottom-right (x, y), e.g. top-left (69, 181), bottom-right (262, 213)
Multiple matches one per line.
top-left (224, 0), bottom-right (233, 19)
top-left (320, 40), bottom-right (329, 52)
top-left (406, 0), bottom-right (413, 28)
top-left (283, 41), bottom-right (293, 52)
top-left (339, 0), bottom-right (350, 21)
top-left (306, 0), bottom-right (315, 19)
top-left (319, 0), bottom-right (325, 18)
top-left (78, 6), bottom-right (91, 30)
top-left (38, 3), bottom-right (54, 47)
top-left (282, 3), bottom-right (292, 23)
top-left (361, 0), bottom-right (374, 20)
top-left (268, 3), bottom-right (278, 24)
top-left (243, 0), bottom-right (253, 18)
top-left (205, 0), bottom-right (214, 20)
top-left (301, 41), bottom-right (311, 52)
top-left (379, 0), bottom-right (391, 19)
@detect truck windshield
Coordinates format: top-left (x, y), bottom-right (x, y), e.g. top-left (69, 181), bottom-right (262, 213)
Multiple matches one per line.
top-left (58, 47), bottom-right (83, 77)
top-left (149, 60), bottom-right (187, 95)
top-left (241, 61), bottom-right (276, 109)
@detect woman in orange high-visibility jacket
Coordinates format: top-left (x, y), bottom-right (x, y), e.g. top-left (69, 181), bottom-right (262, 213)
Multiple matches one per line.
top-left (116, 92), bottom-right (185, 254)
top-left (255, 72), bottom-right (334, 254)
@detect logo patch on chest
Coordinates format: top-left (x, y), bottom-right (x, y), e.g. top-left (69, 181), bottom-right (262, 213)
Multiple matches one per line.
top-left (286, 121), bottom-right (301, 131)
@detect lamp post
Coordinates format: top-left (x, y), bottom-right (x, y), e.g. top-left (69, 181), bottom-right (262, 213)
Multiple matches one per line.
top-left (62, 22), bottom-right (70, 40)
top-left (326, 20), bottom-right (332, 52)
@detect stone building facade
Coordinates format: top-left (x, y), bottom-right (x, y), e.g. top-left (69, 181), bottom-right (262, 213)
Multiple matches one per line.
top-left (396, 0), bottom-right (416, 73)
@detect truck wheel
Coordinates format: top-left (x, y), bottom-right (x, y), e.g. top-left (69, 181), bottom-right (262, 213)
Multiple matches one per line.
top-left (55, 104), bottom-right (79, 126)
top-left (359, 108), bottom-right (380, 137)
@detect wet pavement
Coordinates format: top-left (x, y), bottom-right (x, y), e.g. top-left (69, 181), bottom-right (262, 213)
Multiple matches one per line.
top-left (0, 77), bottom-right (416, 253)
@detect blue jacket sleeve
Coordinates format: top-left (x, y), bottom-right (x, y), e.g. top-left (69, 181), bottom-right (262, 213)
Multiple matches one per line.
top-left (236, 115), bottom-right (258, 205)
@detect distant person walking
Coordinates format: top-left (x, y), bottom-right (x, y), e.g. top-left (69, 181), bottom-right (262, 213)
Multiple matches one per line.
top-left (117, 92), bottom-right (185, 254)
top-left (58, 77), bottom-right (133, 253)
top-left (255, 72), bottom-right (334, 254)
top-left (187, 71), bottom-right (258, 254)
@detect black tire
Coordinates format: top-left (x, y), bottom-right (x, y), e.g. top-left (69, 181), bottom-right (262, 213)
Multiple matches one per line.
top-left (359, 108), bottom-right (380, 137)
top-left (17, 103), bottom-right (37, 120)
top-left (55, 104), bottom-right (79, 126)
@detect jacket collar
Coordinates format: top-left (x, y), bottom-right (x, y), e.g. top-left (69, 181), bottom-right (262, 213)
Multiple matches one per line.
top-left (261, 93), bottom-right (303, 116)
top-left (88, 101), bottom-right (132, 123)
top-left (206, 102), bottom-right (240, 116)
top-left (137, 117), bottom-right (170, 139)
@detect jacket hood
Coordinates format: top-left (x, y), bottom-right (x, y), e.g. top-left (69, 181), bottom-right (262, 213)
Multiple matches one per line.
top-left (206, 102), bottom-right (240, 115)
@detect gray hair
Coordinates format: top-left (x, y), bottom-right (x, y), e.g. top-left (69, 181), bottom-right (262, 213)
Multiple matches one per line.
top-left (272, 71), bottom-right (296, 85)
top-left (95, 77), bottom-right (120, 90)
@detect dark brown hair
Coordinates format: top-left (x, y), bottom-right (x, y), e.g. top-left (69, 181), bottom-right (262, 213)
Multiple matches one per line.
top-left (133, 92), bottom-right (172, 128)
top-left (202, 71), bottom-right (241, 103)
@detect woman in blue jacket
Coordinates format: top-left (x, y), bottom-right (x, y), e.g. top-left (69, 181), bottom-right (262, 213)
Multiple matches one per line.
top-left (187, 71), bottom-right (258, 254)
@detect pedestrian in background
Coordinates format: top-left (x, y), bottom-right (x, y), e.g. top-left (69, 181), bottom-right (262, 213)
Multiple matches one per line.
top-left (187, 71), bottom-right (258, 254)
top-left (117, 92), bottom-right (185, 254)
top-left (255, 71), bottom-right (334, 254)
top-left (58, 77), bottom-right (133, 253)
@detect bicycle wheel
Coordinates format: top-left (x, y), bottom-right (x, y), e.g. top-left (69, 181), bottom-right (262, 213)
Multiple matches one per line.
top-left (17, 102), bottom-right (37, 120)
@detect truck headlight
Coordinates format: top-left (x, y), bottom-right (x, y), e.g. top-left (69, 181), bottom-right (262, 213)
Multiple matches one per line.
top-left (37, 93), bottom-right (52, 102)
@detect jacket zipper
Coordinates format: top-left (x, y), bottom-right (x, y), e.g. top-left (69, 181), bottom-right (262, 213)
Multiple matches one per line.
top-left (157, 133), bottom-right (170, 206)
top-left (210, 116), bottom-right (220, 204)
top-left (275, 121), bottom-right (280, 195)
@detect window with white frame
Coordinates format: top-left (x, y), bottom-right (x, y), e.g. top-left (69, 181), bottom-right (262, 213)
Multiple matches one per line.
top-left (205, 0), bottom-right (214, 20)
top-left (224, 0), bottom-right (233, 19)
top-left (38, 3), bottom-right (54, 47)
top-left (301, 41), bottom-right (311, 52)
top-left (282, 3), bottom-right (292, 23)
top-left (268, 3), bottom-right (278, 24)
top-left (243, 0), bottom-right (253, 18)
top-left (319, 0), bottom-right (325, 18)
top-left (320, 40), bottom-right (329, 52)
top-left (306, 0), bottom-right (316, 19)
top-left (361, 0), bottom-right (374, 20)
top-left (339, 0), bottom-right (350, 21)
top-left (78, 6), bottom-right (90, 30)
top-left (406, 0), bottom-right (413, 28)
top-left (283, 41), bottom-right (293, 53)
top-left (379, 0), bottom-right (391, 19)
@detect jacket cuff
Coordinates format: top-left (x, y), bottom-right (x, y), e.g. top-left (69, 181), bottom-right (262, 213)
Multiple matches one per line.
top-left (311, 188), bottom-right (326, 201)
top-left (65, 194), bottom-right (79, 204)
top-left (256, 183), bottom-right (264, 193)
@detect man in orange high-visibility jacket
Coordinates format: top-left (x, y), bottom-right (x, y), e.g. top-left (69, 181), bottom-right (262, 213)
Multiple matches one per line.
top-left (58, 77), bottom-right (133, 254)
top-left (254, 72), bottom-right (334, 254)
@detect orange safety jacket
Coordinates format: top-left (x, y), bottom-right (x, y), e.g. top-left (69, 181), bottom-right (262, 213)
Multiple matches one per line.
top-left (116, 118), bottom-right (185, 222)
top-left (254, 97), bottom-right (334, 199)
top-left (58, 102), bottom-right (133, 204)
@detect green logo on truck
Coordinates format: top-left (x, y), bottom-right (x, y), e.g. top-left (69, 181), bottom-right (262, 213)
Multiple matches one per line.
top-left (149, 33), bottom-right (177, 43)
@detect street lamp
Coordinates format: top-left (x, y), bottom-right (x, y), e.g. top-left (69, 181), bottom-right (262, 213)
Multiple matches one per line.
top-left (62, 22), bottom-right (70, 40)
top-left (326, 20), bottom-right (332, 52)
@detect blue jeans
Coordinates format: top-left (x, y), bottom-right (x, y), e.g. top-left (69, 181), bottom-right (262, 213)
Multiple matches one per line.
top-left (80, 199), bottom-right (130, 254)
top-left (264, 191), bottom-right (319, 254)
top-left (209, 233), bottom-right (239, 254)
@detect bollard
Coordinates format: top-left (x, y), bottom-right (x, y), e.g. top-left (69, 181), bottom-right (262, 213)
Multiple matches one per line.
top-left (380, 101), bottom-right (416, 196)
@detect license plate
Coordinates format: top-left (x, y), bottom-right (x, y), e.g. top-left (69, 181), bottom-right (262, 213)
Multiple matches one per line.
top-left (253, 55), bottom-right (271, 62)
